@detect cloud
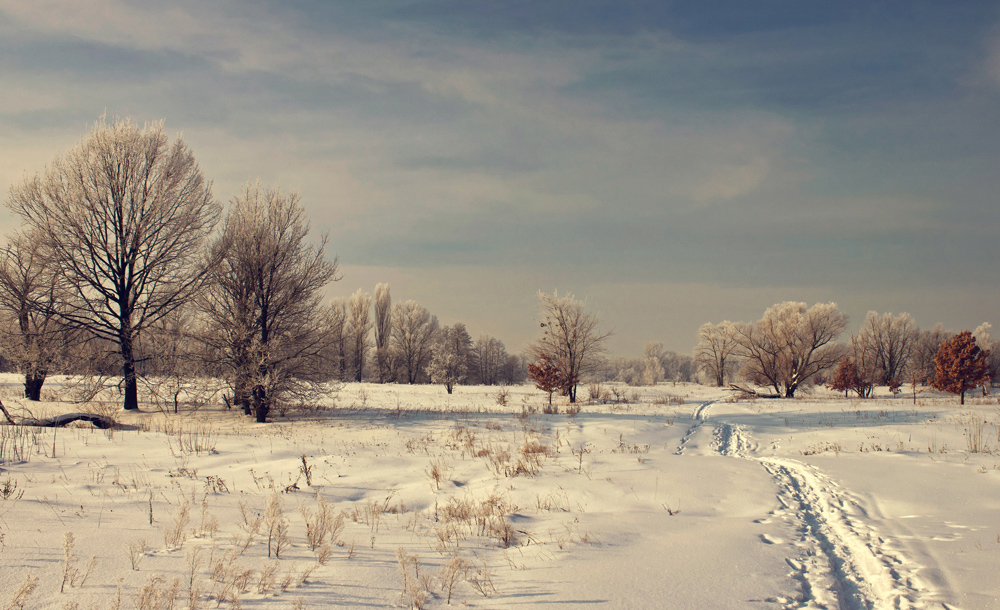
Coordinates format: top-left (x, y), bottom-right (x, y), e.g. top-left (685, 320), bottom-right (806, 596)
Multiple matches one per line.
top-left (1, 1), bottom-right (999, 353)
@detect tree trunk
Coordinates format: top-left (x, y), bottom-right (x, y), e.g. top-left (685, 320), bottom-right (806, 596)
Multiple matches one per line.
top-left (234, 379), bottom-right (252, 415)
top-left (253, 386), bottom-right (268, 422)
top-left (121, 330), bottom-right (139, 410)
top-left (24, 370), bottom-right (46, 401)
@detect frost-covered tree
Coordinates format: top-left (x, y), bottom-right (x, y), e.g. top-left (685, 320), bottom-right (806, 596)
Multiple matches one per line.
top-left (347, 290), bottom-right (373, 382)
top-left (200, 182), bottom-right (339, 421)
top-left (7, 117), bottom-right (220, 410)
top-left (855, 311), bottom-right (918, 387)
top-left (642, 342), bottom-right (665, 386)
top-left (734, 301), bottom-right (848, 398)
top-left (429, 323), bottom-right (472, 394)
top-left (973, 323), bottom-right (1000, 391)
top-left (0, 230), bottom-right (77, 400)
top-left (373, 283), bottom-right (393, 383)
top-left (932, 330), bottom-right (990, 405)
top-left (528, 291), bottom-right (611, 403)
top-left (694, 321), bottom-right (740, 387)
top-left (391, 300), bottom-right (439, 384)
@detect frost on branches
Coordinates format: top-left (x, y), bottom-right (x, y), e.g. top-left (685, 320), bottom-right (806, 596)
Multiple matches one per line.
top-left (528, 291), bottom-right (611, 403)
top-left (734, 301), bottom-right (847, 398)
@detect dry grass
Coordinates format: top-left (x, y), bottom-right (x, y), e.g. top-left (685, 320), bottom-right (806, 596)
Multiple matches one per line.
top-left (396, 548), bottom-right (431, 609)
top-left (127, 539), bottom-right (147, 570)
top-left (300, 493), bottom-right (344, 555)
top-left (5, 574), bottom-right (38, 610)
top-left (163, 498), bottom-right (191, 550)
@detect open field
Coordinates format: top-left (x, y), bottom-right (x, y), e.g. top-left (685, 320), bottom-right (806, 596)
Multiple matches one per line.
top-left (1, 376), bottom-right (999, 609)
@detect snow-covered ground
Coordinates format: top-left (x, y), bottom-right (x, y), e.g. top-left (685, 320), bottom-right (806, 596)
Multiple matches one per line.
top-left (1, 376), bottom-right (998, 609)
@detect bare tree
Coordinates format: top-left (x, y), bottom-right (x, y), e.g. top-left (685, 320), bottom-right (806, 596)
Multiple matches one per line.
top-left (6, 117), bottom-right (220, 410)
top-left (373, 283), bottom-right (393, 383)
top-left (0, 230), bottom-right (77, 400)
top-left (391, 300), bottom-right (439, 384)
top-left (662, 351), bottom-right (694, 383)
top-left (912, 324), bottom-right (952, 385)
top-left (855, 311), bottom-right (918, 387)
top-left (347, 290), bottom-right (373, 382)
top-left (528, 291), bottom-right (612, 403)
top-left (733, 301), bottom-right (847, 398)
top-left (201, 182), bottom-right (339, 422)
top-left (849, 332), bottom-right (878, 398)
top-left (500, 353), bottom-right (527, 385)
top-left (326, 299), bottom-right (349, 381)
top-left (472, 335), bottom-right (507, 385)
top-left (694, 321), bottom-right (740, 387)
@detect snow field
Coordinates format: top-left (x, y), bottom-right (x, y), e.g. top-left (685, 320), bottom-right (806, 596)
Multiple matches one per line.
top-left (0, 378), bottom-right (999, 609)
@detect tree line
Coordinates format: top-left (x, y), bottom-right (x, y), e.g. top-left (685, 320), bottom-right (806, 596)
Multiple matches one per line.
top-left (0, 118), bottom-right (525, 421)
top-left (3, 119), bottom-right (989, 418)
top-left (694, 302), bottom-right (998, 402)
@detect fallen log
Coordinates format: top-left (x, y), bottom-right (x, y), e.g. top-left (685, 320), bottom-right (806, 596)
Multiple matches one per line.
top-left (20, 412), bottom-right (117, 429)
top-left (0, 400), bottom-right (116, 429)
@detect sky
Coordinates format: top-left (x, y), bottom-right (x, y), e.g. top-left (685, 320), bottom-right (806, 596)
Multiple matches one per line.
top-left (1, 0), bottom-right (998, 356)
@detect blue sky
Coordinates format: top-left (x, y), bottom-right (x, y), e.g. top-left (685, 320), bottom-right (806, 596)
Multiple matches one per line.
top-left (1, 1), bottom-right (998, 354)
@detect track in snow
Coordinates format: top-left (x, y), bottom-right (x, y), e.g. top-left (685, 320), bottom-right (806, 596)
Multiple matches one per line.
top-left (675, 401), bottom-right (714, 455)
top-left (710, 420), bottom-right (938, 610)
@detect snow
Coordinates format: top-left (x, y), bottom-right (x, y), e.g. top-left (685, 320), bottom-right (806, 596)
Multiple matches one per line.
top-left (1, 377), bottom-right (998, 609)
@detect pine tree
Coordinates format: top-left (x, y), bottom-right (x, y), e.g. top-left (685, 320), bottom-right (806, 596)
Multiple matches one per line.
top-left (931, 330), bottom-right (990, 405)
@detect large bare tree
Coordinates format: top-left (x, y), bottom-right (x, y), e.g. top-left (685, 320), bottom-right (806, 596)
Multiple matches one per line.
top-left (528, 291), bottom-right (611, 403)
top-left (734, 301), bottom-right (847, 398)
top-left (6, 118), bottom-right (219, 410)
top-left (201, 182), bottom-right (339, 422)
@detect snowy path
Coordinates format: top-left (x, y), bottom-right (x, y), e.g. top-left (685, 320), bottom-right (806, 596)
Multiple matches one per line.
top-left (709, 419), bottom-right (941, 610)
top-left (675, 401), bottom-right (714, 454)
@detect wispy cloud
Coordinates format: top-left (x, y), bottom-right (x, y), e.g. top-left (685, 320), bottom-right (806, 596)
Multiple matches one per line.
top-left (1, 0), bottom-right (998, 352)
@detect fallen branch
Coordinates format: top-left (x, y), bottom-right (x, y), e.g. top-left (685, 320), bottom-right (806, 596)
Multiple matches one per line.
top-left (0, 400), bottom-right (116, 429)
top-left (726, 384), bottom-right (781, 399)
top-left (0, 399), bottom-right (15, 425)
